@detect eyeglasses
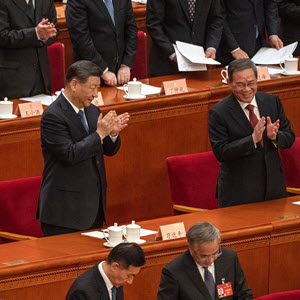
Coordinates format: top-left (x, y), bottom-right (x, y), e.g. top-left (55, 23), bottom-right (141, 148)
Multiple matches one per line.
top-left (193, 248), bottom-right (222, 262)
top-left (233, 81), bottom-right (257, 90)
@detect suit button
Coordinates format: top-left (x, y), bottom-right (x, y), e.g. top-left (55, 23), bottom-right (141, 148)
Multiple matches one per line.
top-left (96, 160), bottom-right (100, 164)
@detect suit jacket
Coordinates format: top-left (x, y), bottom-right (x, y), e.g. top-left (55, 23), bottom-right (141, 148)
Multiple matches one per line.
top-left (157, 248), bottom-right (253, 300)
top-left (217, 0), bottom-right (279, 65)
top-left (146, 0), bottom-right (224, 77)
top-left (278, 0), bottom-right (300, 56)
top-left (37, 94), bottom-right (121, 230)
top-left (0, 0), bottom-right (57, 99)
top-left (66, 264), bottom-right (124, 300)
top-left (208, 92), bottom-right (295, 208)
top-left (65, 0), bottom-right (137, 75)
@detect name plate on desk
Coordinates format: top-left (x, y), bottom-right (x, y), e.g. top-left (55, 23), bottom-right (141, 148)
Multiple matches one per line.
top-left (257, 67), bottom-right (271, 81)
top-left (161, 79), bottom-right (188, 95)
top-left (91, 92), bottom-right (104, 106)
top-left (160, 222), bottom-right (186, 240)
top-left (16, 101), bottom-right (43, 117)
top-left (56, 6), bottom-right (65, 19)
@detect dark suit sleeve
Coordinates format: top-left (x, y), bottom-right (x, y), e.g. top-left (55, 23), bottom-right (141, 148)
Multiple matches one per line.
top-left (157, 267), bottom-right (179, 300)
top-left (65, 0), bottom-right (107, 73)
top-left (233, 254), bottom-right (253, 300)
top-left (274, 95), bottom-right (295, 149)
top-left (221, 19), bottom-right (240, 52)
top-left (263, 0), bottom-right (279, 36)
top-left (103, 135), bottom-right (121, 156)
top-left (208, 108), bottom-right (257, 163)
top-left (41, 112), bottom-right (105, 165)
top-left (205, 0), bottom-right (225, 50)
top-left (278, 0), bottom-right (300, 25)
top-left (66, 289), bottom-right (89, 300)
top-left (146, 0), bottom-right (175, 58)
top-left (0, 2), bottom-right (40, 48)
top-left (121, 0), bottom-right (138, 68)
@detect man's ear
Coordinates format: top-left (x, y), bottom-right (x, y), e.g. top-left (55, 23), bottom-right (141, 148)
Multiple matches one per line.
top-left (111, 262), bottom-right (120, 272)
top-left (70, 78), bottom-right (78, 93)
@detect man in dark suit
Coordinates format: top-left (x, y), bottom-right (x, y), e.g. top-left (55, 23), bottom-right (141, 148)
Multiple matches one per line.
top-left (278, 0), bottom-right (300, 56)
top-left (157, 222), bottom-right (253, 300)
top-left (217, 0), bottom-right (283, 66)
top-left (208, 59), bottom-right (295, 208)
top-left (37, 60), bottom-right (130, 236)
top-left (0, 0), bottom-right (57, 100)
top-left (66, 242), bottom-right (146, 300)
top-left (65, 0), bottom-right (137, 87)
top-left (146, 0), bottom-right (224, 77)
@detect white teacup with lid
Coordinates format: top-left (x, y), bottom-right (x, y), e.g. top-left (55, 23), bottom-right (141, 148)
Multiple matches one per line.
top-left (124, 220), bottom-right (141, 243)
top-left (280, 57), bottom-right (299, 74)
top-left (123, 78), bottom-right (143, 99)
top-left (104, 223), bottom-right (123, 247)
top-left (0, 97), bottom-right (13, 115)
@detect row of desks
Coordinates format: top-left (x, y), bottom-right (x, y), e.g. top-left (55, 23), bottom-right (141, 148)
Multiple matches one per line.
top-left (0, 196), bottom-right (300, 299)
top-left (1, 69), bottom-right (300, 224)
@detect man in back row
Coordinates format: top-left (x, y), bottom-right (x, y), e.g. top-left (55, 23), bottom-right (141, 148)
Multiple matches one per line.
top-left (209, 59), bottom-right (294, 208)
top-left (157, 222), bottom-right (253, 299)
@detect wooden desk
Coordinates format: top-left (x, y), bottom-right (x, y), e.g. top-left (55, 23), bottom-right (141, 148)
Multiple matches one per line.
top-left (1, 70), bottom-right (300, 224)
top-left (0, 197), bottom-right (300, 299)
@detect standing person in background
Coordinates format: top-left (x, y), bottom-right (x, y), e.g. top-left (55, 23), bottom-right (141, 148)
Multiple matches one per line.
top-left (278, 0), bottom-right (300, 56)
top-left (65, 0), bottom-right (137, 86)
top-left (146, 0), bottom-right (224, 77)
top-left (217, 0), bottom-right (283, 67)
top-left (0, 0), bottom-right (57, 99)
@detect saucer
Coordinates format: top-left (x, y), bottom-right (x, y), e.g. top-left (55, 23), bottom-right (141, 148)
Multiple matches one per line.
top-left (222, 79), bottom-right (228, 84)
top-left (0, 114), bottom-right (18, 120)
top-left (124, 94), bottom-right (146, 100)
top-left (282, 70), bottom-right (300, 76)
top-left (124, 239), bottom-right (146, 244)
top-left (104, 241), bottom-right (124, 248)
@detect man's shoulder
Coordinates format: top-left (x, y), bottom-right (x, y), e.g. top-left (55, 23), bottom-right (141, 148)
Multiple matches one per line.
top-left (164, 250), bottom-right (191, 272)
top-left (220, 247), bottom-right (237, 258)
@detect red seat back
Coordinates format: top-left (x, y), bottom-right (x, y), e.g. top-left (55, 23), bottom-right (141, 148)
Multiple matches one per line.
top-left (131, 31), bottom-right (148, 80)
top-left (0, 176), bottom-right (43, 243)
top-left (279, 137), bottom-right (300, 188)
top-left (166, 152), bottom-right (219, 213)
top-left (47, 42), bottom-right (65, 93)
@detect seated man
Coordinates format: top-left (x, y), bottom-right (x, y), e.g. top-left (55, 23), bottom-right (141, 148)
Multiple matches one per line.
top-left (66, 242), bottom-right (145, 300)
top-left (157, 222), bottom-right (253, 300)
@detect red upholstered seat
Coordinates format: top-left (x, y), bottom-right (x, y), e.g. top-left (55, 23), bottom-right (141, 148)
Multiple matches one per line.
top-left (279, 137), bottom-right (300, 189)
top-left (255, 290), bottom-right (300, 299)
top-left (0, 176), bottom-right (43, 244)
top-left (47, 42), bottom-right (65, 93)
top-left (131, 31), bottom-right (148, 80)
top-left (166, 152), bottom-right (219, 214)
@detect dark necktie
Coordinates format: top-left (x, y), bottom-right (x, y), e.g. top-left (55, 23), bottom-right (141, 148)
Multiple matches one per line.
top-left (204, 267), bottom-right (215, 300)
top-left (246, 104), bottom-right (263, 146)
top-left (187, 0), bottom-right (196, 22)
top-left (77, 110), bottom-right (89, 134)
top-left (111, 286), bottom-right (117, 300)
top-left (104, 0), bottom-right (115, 25)
top-left (27, 0), bottom-right (35, 19)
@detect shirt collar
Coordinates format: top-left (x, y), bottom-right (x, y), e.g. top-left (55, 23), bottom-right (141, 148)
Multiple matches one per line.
top-left (98, 261), bottom-right (114, 292)
top-left (62, 91), bottom-right (84, 115)
top-left (237, 96), bottom-right (257, 110)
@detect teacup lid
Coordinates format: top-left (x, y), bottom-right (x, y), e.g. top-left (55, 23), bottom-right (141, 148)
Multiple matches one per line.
top-left (129, 78), bottom-right (141, 85)
top-left (108, 222), bottom-right (123, 232)
top-left (127, 220), bottom-right (141, 229)
top-left (0, 97), bottom-right (13, 104)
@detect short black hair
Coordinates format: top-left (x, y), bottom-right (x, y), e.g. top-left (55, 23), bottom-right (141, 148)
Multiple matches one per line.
top-left (228, 58), bottom-right (257, 82)
top-left (107, 243), bottom-right (145, 269)
top-left (65, 60), bottom-right (102, 85)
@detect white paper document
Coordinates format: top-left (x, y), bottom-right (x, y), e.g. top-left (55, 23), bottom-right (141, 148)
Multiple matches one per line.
top-left (117, 84), bottom-right (161, 95)
top-left (174, 44), bottom-right (207, 72)
top-left (175, 41), bottom-right (221, 66)
top-left (292, 201), bottom-right (300, 205)
top-left (20, 94), bottom-right (55, 106)
top-left (252, 42), bottom-right (298, 65)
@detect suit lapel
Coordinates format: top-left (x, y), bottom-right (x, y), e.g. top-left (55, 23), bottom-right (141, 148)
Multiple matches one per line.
top-left (183, 251), bottom-right (213, 300)
top-left (92, 0), bottom-right (116, 32)
top-left (84, 105), bottom-right (98, 135)
top-left (35, 0), bottom-right (42, 24)
top-left (59, 95), bottom-right (89, 137)
top-left (178, 0), bottom-right (192, 27)
top-left (12, 0), bottom-right (35, 24)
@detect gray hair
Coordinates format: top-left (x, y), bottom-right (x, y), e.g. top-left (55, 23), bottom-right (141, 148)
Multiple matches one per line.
top-left (186, 222), bottom-right (221, 247)
top-left (228, 58), bottom-right (257, 82)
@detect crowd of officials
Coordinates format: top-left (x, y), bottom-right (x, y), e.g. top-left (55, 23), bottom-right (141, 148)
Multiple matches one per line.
top-left (0, 0), bottom-right (298, 299)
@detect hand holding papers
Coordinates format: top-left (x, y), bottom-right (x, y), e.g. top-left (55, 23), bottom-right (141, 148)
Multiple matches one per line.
top-left (251, 42), bottom-right (298, 65)
top-left (174, 41), bottom-right (221, 72)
